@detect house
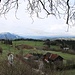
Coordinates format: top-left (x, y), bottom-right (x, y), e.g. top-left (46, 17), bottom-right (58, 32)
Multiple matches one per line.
top-left (43, 52), bottom-right (63, 69)
top-left (24, 54), bottom-right (33, 60)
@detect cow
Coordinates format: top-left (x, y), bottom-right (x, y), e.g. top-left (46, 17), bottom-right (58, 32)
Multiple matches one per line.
top-left (7, 53), bottom-right (14, 66)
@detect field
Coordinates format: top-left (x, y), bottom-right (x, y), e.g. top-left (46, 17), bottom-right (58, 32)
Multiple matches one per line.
top-left (0, 40), bottom-right (75, 61)
top-left (13, 41), bottom-right (75, 60)
top-left (0, 40), bottom-right (75, 59)
top-left (0, 40), bottom-right (75, 75)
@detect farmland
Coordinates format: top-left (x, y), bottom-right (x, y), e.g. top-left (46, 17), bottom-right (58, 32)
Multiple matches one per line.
top-left (0, 40), bottom-right (75, 75)
top-left (0, 40), bottom-right (74, 58)
top-left (0, 40), bottom-right (75, 62)
top-left (12, 40), bottom-right (75, 60)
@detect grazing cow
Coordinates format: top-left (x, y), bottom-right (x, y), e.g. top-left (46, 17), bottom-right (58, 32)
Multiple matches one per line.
top-left (7, 53), bottom-right (14, 66)
top-left (63, 47), bottom-right (69, 51)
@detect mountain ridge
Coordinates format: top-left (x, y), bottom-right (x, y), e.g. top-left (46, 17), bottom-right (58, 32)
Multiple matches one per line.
top-left (0, 32), bottom-right (75, 40)
top-left (0, 32), bottom-right (24, 40)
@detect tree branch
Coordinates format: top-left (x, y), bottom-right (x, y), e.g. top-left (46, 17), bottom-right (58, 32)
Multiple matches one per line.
top-left (66, 0), bottom-right (70, 24)
top-left (39, 0), bottom-right (50, 15)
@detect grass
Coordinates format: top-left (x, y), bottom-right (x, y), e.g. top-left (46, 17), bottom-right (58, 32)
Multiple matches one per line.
top-left (46, 50), bottom-right (75, 60)
top-left (50, 45), bottom-right (60, 50)
top-left (13, 40), bottom-right (44, 47)
top-left (65, 69), bottom-right (75, 75)
top-left (0, 40), bottom-right (75, 75)
top-left (0, 40), bottom-right (75, 60)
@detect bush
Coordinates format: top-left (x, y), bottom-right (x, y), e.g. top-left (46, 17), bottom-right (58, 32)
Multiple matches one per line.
top-left (0, 60), bottom-right (40, 75)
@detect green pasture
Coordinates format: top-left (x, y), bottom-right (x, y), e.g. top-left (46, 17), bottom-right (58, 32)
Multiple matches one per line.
top-left (13, 40), bottom-right (61, 50)
top-left (13, 40), bottom-right (44, 47)
top-left (0, 40), bottom-right (75, 60)
top-left (50, 45), bottom-right (60, 50)
top-left (52, 69), bottom-right (75, 75)
top-left (0, 40), bottom-right (75, 75)
top-left (46, 50), bottom-right (75, 60)
top-left (65, 69), bottom-right (75, 75)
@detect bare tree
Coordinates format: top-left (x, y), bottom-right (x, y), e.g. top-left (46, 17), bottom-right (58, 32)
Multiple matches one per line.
top-left (0, 0), bottom-right (75, 25)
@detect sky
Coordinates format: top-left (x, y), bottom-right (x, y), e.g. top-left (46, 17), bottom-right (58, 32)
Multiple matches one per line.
top-left (0, 0), bottom-right (75, 37)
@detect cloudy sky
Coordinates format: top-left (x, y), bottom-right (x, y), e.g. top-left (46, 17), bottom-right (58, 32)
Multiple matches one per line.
top-left (0, 0), bottom-right (75, 37)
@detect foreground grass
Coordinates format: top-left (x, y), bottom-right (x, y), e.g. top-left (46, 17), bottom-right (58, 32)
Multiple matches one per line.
top-left (0, 59), bottom-right (75, 75)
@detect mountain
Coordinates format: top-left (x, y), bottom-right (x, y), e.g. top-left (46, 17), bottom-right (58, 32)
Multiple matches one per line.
top-left (0, 32), bottom-right (75, 40)
top-left (0, 32), bottom-right (24, 40)
top-left (24, 35), bottom-right (75, 40)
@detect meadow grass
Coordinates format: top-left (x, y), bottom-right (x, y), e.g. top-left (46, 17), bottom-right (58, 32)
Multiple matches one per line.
top-left (13, 40), bottom-right (44, 47)
top-left (0, 40), bottom-right (75, 75)
top-left (46, 50), bottom-right (75, 60)
top-left (0, 40), bottom-right (75, 60)
top-left (50, 45), bottom-right (60, 50)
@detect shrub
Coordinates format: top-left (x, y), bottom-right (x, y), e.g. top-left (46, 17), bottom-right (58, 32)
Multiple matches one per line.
top-left (0, 60), bottom-right (40, 75)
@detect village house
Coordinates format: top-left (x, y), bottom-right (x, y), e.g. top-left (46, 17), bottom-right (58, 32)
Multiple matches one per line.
top-left (24, 53), bottom-right (34, 60)
top-left (43, 52), bottom-right (63, 69)
top-left (24, 53), bottom-right (43, 60)
top-left (23, 53), bottom-right (63, 70)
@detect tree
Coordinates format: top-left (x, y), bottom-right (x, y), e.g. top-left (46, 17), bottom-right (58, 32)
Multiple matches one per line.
top-left (44, 39), bottom-right (51, 48)
top-left (0, 0), bottom-right (75, 25)
top-left (4, 40), bottom-right (12, 45)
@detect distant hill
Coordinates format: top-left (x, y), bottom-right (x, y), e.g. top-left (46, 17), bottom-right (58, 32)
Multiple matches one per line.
top-left (0, 32), bottom-right (24, 40)
top-left (0, 32), bottom-right (75, 40)
top-left (23, 35), bottom-right (75, 40)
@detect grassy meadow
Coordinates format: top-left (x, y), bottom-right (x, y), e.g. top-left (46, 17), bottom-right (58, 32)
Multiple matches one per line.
top-left (0, 40), bottom-right (75, 60)
top-left (13, 41), bottom-right (75, 60)
top-left (0, 40), bottom-right (75, 75)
